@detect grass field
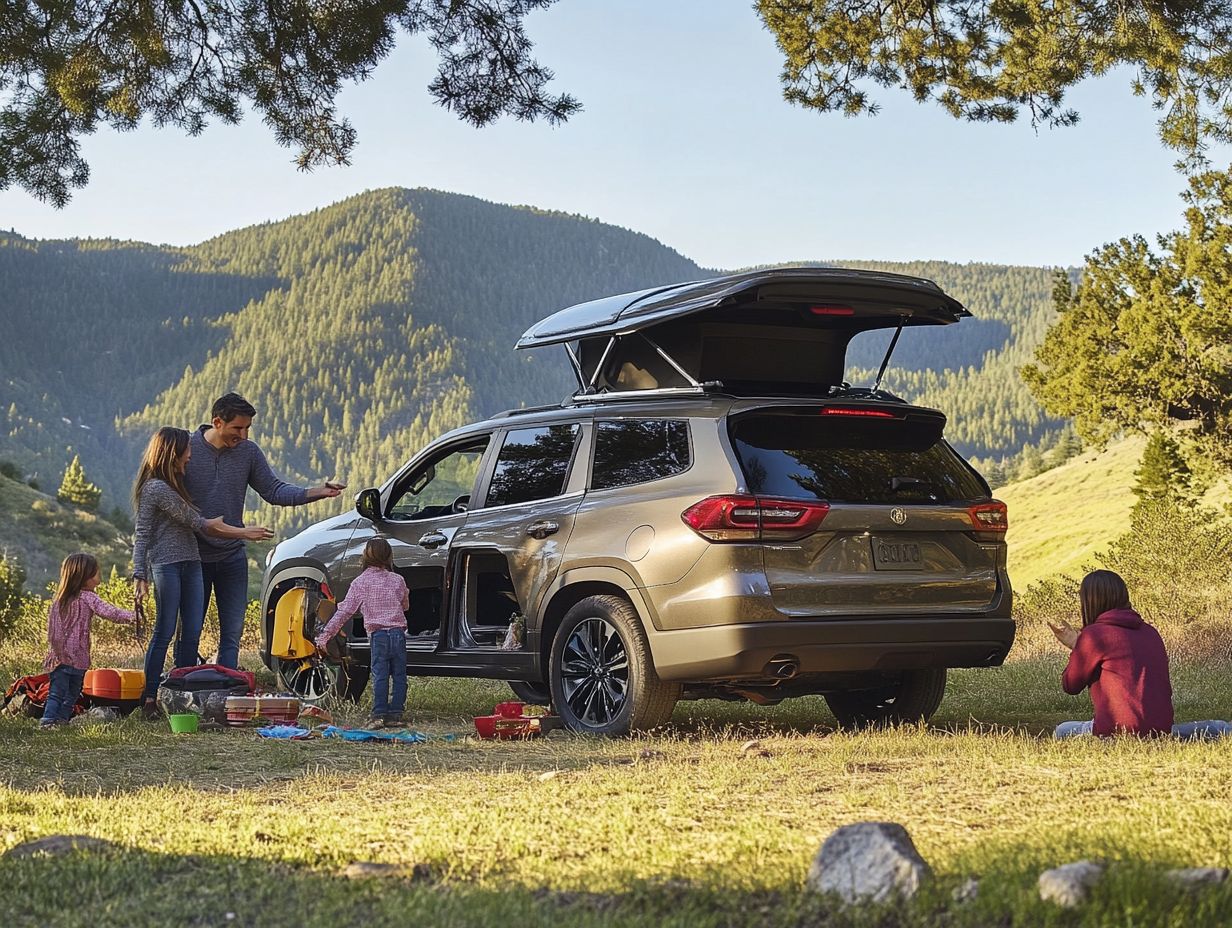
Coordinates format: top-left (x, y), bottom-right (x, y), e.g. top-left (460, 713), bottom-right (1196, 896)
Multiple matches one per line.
top-left (996, 436), bottom-right (1232, 589)
top-left (3, 655), bottom-right (1232, 927)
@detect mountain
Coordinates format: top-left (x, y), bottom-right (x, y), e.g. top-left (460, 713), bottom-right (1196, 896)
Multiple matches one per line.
top-left (2, 188), bottom-right (1064, 546)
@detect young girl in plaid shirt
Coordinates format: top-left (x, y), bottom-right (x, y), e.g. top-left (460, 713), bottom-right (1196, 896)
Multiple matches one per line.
top-left (42, 553), bottom-right (135, 728)
top-left (315, 538), bottom-right (409, 728)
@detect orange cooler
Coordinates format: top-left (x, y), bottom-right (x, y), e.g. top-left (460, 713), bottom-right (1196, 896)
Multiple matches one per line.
top-left (84, 668), bottom-right (145, 709)
top-left (84, 668), bottom-right (145, 699)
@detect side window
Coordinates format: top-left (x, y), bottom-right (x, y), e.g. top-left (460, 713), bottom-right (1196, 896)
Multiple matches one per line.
top-left (592, 420), bottom-right (691, 490)
top-left (387, 438), bottom-right (489, 521)
top-left (485, 424), bottom-right (580, 508)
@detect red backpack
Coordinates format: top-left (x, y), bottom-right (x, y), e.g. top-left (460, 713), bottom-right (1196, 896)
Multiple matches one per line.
top-left (2, 674), bottom-right (88, 718)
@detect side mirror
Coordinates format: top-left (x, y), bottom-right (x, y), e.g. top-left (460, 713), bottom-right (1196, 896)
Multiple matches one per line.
top-left (355, 488), bottom-right (382, 522)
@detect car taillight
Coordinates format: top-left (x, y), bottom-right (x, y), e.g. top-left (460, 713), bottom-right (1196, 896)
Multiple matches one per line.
top-left (968, 501), bottom-right (1008, 533)
top-left (819, 407), bottom-right (898, 418)
top-left (810, 304), bottom-right (855, 316)
top-left (681, 495), bottom-right (830, 543)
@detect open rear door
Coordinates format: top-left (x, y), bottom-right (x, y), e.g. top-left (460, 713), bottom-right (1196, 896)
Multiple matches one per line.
top-left (516, 267), bottom-right (969, 396)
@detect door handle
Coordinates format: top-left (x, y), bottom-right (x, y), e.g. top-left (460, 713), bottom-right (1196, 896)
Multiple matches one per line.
top-left (526, 520), bottom-right (560, 540)
top-left (418, 532), bottom-right (448, 549)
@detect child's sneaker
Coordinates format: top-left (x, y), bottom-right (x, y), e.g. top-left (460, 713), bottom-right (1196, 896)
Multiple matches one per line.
top-left (383, 713), bottom-right (405, 729)
top-left (365, 715), bottom-right (386, 730)
top-left (37, 719), bottom-right (65, 730)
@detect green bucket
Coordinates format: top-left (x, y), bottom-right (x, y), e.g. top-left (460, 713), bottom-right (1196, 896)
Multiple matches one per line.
top-left (168, 713), bottom-right (199, 734)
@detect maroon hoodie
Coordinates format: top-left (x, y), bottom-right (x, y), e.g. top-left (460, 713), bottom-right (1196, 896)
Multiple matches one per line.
top-left (1062, 608), bottom-right (1173, 737)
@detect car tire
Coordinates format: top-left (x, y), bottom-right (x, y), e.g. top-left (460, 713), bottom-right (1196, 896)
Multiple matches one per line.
top-left (508, 680), bottom-right (551, 706)
top-left (549, 594), bottom-right (679, 736)
top-left (824, 668), bottom-right (946, 729)
top-left (276, 656), bottom-right (369, 703)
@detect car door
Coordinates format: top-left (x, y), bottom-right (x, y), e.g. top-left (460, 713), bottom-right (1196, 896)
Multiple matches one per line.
top-left (445, 420), bottom-right (588, 673)
top-left (376, 435), bottom-right (492, 656)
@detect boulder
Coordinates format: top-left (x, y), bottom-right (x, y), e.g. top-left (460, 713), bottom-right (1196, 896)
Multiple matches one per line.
top-left (1166, 867), bottom-right (1229, 888)
top-left (1038, 860), bottom-right (1104, 907)
top-left (806, 822), bottom-right (932, 903)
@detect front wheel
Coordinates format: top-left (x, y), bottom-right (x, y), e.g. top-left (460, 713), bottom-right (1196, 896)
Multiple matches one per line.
top-left (824, 668), bottom-right (946, 730)
top-left (549, 594), bottom-right (679, 736)
top-left (276, 656), bottom-right (369, 703)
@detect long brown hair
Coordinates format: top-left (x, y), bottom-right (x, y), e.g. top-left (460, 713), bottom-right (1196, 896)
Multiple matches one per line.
top-left (53, 552), bottom-right (99, 614)
top-left (133, 427), bottom-right (193, 510)
top-left (361, 538), bottom-right (394, 571)
top-left (1079, 569), bottom-right (1132, 627)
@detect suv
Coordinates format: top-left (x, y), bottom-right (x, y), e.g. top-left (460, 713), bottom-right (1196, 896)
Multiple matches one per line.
top-left (261, 268), bottom-right (1014, 734)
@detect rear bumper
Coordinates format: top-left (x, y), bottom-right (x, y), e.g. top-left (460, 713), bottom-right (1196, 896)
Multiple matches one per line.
top-left (647, 616), bottom-right (1016, 682)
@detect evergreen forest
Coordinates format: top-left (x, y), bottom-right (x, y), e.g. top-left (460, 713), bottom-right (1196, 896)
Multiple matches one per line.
top-left (0, 188), bottom-right (1066, 538)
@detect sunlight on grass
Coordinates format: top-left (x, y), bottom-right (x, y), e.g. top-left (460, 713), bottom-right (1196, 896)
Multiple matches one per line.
top-left (2, 661), bottom-right (1231, 926)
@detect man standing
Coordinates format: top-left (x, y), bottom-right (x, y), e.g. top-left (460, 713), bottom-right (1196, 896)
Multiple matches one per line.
top-left (184, 392), bottom-right (344, 668)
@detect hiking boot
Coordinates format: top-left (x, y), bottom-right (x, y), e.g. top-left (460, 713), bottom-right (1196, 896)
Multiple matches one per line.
top-left (383, 713), bottom-right (405, 729)
top-left (365, 716), bottom-right (385, 730)
top-left (140, 700), bottom-right (161, 721)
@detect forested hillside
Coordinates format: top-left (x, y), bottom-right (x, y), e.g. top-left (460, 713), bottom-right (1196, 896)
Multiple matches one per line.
top-left (2, 189), bottom-right (1064, 541)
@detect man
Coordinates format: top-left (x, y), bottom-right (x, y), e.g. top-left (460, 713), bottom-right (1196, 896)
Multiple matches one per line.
top-left (184, 392), bottom-right (344, 668)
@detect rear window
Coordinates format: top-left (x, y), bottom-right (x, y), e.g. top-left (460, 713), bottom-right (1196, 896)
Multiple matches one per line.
top-left (730, 412), bottom-right (988, 504)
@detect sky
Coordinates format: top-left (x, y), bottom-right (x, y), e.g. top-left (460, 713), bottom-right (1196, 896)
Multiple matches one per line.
top-left (0, 1), bottom-right (1221, 270)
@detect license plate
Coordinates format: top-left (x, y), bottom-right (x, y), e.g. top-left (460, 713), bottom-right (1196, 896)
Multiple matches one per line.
top-left (871, 537), bottom-right (924, 570)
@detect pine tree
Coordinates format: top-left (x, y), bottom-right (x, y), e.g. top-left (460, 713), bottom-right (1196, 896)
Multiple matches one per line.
top-left (0, 551), bottom-right (26, 636)
top-left (1133, 432), bottom-right (1192, 506)
top-left (57, 454), bottom-right (102, 511)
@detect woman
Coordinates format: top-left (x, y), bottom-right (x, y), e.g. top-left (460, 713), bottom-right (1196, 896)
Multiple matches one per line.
top-left (132, 427), bottom-right (272, 715)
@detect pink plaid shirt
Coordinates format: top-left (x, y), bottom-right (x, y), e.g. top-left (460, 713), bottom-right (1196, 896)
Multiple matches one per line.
top-left (315, 567), bottom-right (408, 645)
top-left (45, 591), bottom-right (135, 672)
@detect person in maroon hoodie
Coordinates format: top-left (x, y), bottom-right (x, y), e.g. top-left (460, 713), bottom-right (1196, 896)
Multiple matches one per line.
top-left (1050, 570), bottom-right (1231, 740)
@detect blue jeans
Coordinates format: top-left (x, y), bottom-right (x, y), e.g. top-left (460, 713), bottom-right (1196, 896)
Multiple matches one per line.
top-left (42, 665), bottom-right (84, 724)
top-left (144, 560), bottom-right (205, 700)
top-left (1054, 720), bottom-right (1232, 740)
top-left (369, 628), bottom-right (407, 717)
top-left (202, 551), bottom-right (249, 669)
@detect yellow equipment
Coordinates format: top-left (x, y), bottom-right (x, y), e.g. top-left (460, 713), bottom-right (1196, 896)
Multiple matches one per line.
top-left (271, 584), bottom-right (317, 660)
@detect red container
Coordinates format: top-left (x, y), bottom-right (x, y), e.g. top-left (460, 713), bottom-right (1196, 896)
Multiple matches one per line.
top-left (494, 701), bottom-right (525, 719)
top-left (473, 714), bottom-right (540, 739)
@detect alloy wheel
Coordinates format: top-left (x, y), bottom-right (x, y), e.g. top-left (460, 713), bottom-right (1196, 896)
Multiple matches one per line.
top-left (560, 617), bottom-right (629, 727)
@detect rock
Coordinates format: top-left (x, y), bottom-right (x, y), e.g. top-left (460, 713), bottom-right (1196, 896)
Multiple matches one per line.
top-left (806, 822), bottom-right (932, 903)
top-left (537, 770), bottom-right (559, 782)
top-left (6, 835), bottom-right (114, 859)
top-left (1166, 867), bottom-right (1229, 887)
top-left (638, 749), bottom-right (666, 762)
top-left (741, 739), bottom-right (771, 758)
top-left (1038, 860), bottom-right (1104, 907)
top-left (342, 862), bottom-right (404, 879)
top-left (342, 861), bottom-right (435, 881)
top-left (952, 877), bottom-right (979, 903)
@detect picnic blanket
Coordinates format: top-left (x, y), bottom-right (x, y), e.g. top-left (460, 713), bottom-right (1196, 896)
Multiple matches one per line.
top-left (255, 724), bottom-right (431, 743)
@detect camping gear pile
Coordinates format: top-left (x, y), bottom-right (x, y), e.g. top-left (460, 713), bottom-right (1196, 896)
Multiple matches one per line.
top-left (156, 664), bottom-right (255, 723)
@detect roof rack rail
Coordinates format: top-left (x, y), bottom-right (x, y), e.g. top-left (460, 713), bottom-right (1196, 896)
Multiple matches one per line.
top-left (490, 401), bottom-right (569, 419)
top-left (567, 384), bottom-right (724, 405)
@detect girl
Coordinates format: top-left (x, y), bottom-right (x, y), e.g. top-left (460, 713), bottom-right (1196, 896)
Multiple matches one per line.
top-left (314, 538), bottom-right (409, 728)
top-left (41, 553), bottom-right (135, 728)
top-left (132, 427), bottom-right (272, 715)
top-left (1051, 569), bottom-right (1230, 739)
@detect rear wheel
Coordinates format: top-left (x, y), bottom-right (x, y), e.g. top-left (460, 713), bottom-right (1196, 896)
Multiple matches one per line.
top-left (508, 680), bottom-right (551, 706)
top-left (549, 594), bottom-right (679, 736)
top-left (824, 668), bottom-right (946, 729)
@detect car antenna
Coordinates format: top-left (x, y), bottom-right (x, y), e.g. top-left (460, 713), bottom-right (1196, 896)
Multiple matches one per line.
top-left (871, 315), bottom-right (908, 395)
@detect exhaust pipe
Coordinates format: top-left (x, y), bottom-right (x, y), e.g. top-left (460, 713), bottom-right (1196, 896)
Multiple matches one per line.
top-left (765, 656), bottom-right (799, 680)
